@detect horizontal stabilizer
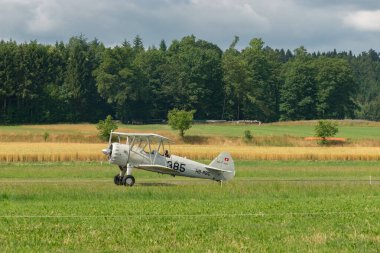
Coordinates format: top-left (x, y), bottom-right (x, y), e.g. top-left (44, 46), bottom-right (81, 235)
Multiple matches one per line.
top-left (204, 165), bottom-right (233, 173)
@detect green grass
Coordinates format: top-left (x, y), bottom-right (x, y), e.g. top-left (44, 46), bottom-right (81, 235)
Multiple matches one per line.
top-left (194, 124), bottom-right (380, 140)
top-left (116, 122), bottom-right (380, 139)
top-left (1, 161), bottom-right (380, 252)
top-left (1, 120), bottom-right (380, 140)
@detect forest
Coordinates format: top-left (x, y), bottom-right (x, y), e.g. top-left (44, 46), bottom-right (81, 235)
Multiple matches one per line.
top-left (0, 35), bottom-right (379, 124)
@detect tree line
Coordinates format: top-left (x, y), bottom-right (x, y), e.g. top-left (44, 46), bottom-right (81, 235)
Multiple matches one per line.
top-left (1, 35), bottom-right (379, 124)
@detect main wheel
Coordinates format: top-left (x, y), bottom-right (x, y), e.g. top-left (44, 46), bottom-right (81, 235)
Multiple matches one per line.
top-left (122, 175), bottom-right (135, 187)
top-left (114, 174), bottom-right (122, 185)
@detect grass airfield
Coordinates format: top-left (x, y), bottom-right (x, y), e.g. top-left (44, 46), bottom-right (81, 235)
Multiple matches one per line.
top-left (1, 161), bottom-right (379, 252)
top-left (1, 121), bottom-right (380, 252)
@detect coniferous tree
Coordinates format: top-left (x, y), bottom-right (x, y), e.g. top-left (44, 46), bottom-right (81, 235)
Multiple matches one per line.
top-left (0, 40), bottom-right (19, 123)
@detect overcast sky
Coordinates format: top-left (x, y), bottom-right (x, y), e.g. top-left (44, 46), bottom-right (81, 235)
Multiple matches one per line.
top-left (1, 0), bottom-right (380, 54)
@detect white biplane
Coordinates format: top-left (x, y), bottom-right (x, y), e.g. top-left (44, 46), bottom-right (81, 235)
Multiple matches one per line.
top-left (102, 131), bottom-right (235, 186)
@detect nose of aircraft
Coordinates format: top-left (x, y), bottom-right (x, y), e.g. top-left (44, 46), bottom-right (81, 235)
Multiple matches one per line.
top-left (102, 148), bottom-right (111, 155)
top-left (102, 144), bottom-right (113, 156)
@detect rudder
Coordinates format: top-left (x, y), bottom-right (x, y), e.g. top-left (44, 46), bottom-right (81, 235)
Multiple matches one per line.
top-left (209, 152), bottom-right (235, 181)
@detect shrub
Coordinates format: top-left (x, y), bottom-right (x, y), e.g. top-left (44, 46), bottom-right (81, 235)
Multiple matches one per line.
top-left (243, 130), bottom-right (253, 143)
top-left (43, 132), bottom-right (49, 142)
top-left (97, 115), bottom-right (118, 141)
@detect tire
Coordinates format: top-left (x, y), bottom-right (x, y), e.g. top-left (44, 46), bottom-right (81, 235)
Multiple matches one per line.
top-left (122, 175), bottom-right (135, 187)
top-left (114, 174), bottom-right (122, 185)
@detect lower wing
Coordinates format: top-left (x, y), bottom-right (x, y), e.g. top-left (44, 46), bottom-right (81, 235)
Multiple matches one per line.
top-left (136, 164), bottom-right (180, 175)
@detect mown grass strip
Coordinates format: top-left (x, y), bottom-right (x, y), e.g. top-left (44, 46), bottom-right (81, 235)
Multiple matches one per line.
top-left (2, 209), bottom-right (380, 219)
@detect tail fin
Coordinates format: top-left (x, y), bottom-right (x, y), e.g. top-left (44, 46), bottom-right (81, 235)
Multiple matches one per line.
top-left (209, 152), bottom-right (235, 181)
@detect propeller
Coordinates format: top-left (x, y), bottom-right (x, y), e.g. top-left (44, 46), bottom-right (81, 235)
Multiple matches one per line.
top-left (102, 144), bottom-right (113, 159)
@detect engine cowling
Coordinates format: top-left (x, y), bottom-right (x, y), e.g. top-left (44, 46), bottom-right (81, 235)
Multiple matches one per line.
top-left (105, 143), bottom-right (129, 167)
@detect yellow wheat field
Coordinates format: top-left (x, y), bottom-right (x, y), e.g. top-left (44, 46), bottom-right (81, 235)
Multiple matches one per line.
top-left (1, 142), bottom-right (380, 162)
top-left (172, 145), bottom-right (380, 161)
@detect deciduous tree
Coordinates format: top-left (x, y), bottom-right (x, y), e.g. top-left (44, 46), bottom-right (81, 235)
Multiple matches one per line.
top-left (167, 109), bottom-right (195, 137)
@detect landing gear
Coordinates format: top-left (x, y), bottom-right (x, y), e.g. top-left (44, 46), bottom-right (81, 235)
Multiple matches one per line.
top-left (114, 174), bottom-right (122, 185)
top-left (114, 164), bottom-right (135, 187)
top-left (122, 175), bottom-right (135, 187)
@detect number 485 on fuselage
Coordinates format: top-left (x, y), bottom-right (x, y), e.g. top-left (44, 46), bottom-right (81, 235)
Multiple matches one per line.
top-left (102, 131), bottom-right (235, 186)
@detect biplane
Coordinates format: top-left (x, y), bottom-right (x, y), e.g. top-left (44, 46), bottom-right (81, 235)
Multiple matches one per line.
top-left (102, 131), bottom-right (235, 186)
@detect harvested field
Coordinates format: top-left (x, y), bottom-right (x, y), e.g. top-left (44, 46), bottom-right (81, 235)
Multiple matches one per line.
top-left (1, 142), bottom-right (380, 162)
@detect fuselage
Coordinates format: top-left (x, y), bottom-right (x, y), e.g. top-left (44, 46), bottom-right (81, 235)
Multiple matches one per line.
top-left (165, 155), bottom-right (224, 181)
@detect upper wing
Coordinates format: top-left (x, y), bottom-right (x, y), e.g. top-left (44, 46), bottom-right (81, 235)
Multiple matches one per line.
top-left (111, 131), bottom-right (171, 142)
top-left (204, 165), bottom-right (233, 173)
top-left (136, 164), bottom-right (179, 174)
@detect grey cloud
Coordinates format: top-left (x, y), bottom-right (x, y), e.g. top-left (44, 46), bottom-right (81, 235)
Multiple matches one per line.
top-left (0, 0), bottom-right (379, 54)
top-left (294, 0), bottom-right (380, 9)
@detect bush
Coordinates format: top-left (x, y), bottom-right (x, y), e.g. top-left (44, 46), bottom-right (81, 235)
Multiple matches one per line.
top-left (97, 115), bottom-right (118, 141)
top-left (167, 109), bottom-right (195, 137)
top-left (243, 130), bottom-right (253, 143)
top-left (43, 132), bottom-right (49, 142)
top-left (315, 120), bottom-right (338, 145)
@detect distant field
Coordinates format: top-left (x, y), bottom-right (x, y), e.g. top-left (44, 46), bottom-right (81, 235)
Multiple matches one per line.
top-left (187, 124), bottom-right (380, 140)
top-left (0, 120), bottom-right (380, 144)
top-left (0, 161), bottom-right (379, 252)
